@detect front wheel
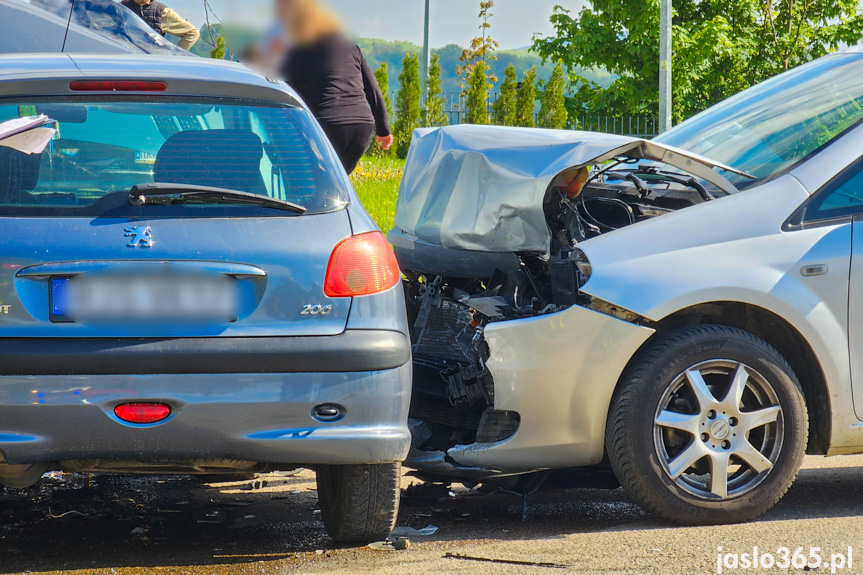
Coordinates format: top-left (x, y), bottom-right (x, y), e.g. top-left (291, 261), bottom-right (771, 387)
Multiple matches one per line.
top-left (316, 463), bottom-right (400, 543)
top-left (607, 325), bottom-right (807, 525)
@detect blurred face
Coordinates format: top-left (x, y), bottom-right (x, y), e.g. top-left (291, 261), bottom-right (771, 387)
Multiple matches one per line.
top-left (277, 0), bottom-right (317, 23)
top-left (276, 0), bottom-right (299, 22)
top-left (132, 0), bottom-right (152, 5)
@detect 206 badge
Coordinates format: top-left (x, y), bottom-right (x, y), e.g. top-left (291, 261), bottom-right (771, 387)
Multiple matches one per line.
top-left (301, 304), bottom-right (333, 316)
top-left (125, 226), bottom-right (153, 248)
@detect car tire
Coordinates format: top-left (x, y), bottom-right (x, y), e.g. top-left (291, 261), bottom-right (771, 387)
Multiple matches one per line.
top-left (607, 325), bottom-right (807, 525)
top-left (316, 462), bottom-right (400, 543)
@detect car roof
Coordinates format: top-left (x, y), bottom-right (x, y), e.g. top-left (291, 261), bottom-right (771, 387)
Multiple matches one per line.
top-left (0, 53), bottom-right (302, 107)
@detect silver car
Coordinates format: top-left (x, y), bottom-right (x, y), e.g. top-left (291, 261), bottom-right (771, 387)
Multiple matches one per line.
top-left (391, 45), bottom-right (863, 524)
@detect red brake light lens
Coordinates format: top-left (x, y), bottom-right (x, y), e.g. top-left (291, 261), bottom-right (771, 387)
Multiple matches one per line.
top-left (324, 232), bottom-right (400, 297)
top-left (114, 403), bottom-right (172, 424)
top-left (69, 80), bottom-right (167, 92)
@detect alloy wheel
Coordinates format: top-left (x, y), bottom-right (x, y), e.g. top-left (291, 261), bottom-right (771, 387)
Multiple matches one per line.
top-left (653, 360), bottom-right (783, 500)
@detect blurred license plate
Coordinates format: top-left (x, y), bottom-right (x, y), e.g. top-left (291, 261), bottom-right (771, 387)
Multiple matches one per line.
top-left (51, 275), bottom-right (237, 323)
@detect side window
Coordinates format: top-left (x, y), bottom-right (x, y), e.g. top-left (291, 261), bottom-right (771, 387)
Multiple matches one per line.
top-left (804, 161), bottom-right (863, 222)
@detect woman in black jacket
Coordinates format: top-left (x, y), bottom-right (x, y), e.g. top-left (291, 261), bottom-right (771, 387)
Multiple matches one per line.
top-left (279, 0), bottom-right (393, 174)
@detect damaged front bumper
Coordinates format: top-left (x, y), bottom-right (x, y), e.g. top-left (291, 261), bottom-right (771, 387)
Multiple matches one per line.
top-left (406, 303), bottom-right (654, 477)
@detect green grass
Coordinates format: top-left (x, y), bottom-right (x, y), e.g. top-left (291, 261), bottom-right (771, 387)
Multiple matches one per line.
top-left (350, 154), bottom-right (405, 232)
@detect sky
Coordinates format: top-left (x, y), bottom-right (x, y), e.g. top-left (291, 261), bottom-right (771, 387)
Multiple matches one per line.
top-left (168, 0), bottom-right (586, 49)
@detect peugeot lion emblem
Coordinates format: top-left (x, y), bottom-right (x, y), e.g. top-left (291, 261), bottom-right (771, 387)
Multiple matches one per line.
top-left (124, 226), bottom-right (154, 248)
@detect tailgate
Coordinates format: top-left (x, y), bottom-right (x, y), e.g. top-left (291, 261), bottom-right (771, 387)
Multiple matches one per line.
top-left (0, 212), bottom-right (353, 337)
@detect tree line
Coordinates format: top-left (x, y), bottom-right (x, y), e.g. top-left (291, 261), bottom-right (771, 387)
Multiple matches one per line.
top-left (358, 39), bottom-right (610, 100)
top-left (531, 0), bottom-right (863, 123)
top-left (377, 0), bottom-right (863, 157)
top-left (380, 1), bottom-right (568, 158)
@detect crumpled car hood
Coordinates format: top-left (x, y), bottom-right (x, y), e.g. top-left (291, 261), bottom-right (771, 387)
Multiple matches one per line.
top-left (391, 125), bottom-right (748, 254)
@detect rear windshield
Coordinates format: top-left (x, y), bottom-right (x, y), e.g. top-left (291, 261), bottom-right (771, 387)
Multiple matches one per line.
top-left (0, 97), bottom-right (349, 217)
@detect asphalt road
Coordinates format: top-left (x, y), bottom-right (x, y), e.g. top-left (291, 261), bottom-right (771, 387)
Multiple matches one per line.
top-left (2, 455), bottom-right (863, 574)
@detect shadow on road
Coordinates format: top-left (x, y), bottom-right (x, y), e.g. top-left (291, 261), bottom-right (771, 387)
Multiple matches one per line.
top-left (0, 460), bottom-right (861, 574)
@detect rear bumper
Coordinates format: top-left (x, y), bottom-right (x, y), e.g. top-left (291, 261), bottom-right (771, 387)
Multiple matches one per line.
top-left (0, 364), bottom-right (411, 466)
top-left (0, 330), bottom-right (410, 375)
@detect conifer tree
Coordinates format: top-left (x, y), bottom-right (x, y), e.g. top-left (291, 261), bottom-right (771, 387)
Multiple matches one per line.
top-left (515, 66), bottom-right (538, 128)
top-left (375, 62), bottom-right (393, 119)
top-left (423, 53), bottom-right (448, 127)
top-left (393, 53), bottom-right (422, 158)
top-left (537, 60), bottom-right (568, 129)
top-left (492, 63), bottom-right (517, 126)
top-left (464, 61), bottom-right (490, 125)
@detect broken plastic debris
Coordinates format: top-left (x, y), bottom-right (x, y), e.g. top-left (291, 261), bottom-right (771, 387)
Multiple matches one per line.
top-left (369, 537), bottom-right (411, 551)
top-left (458, 295), bottom-right (509, 319)
top-left (240, 478), bottom-right (268, 490)
top-left (393, 537), bottom-right (410, 551)
top-left (390, 525), bottom-right (438, 537)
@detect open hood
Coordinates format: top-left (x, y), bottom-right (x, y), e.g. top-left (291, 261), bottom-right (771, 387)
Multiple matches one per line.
top-left (391, 125), bottom-right (749, 254)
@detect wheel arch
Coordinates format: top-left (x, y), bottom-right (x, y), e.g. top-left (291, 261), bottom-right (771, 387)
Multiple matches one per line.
top-left (613, 301), bottom-right (831, 455)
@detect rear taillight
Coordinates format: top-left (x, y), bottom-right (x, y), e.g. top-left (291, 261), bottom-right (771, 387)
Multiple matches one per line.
top-left (114, 403), bottom-right (172, 424)
top-left (324, 232), bottom-right (400, 297)
top-left (69, 80), bottom-right (167, 92)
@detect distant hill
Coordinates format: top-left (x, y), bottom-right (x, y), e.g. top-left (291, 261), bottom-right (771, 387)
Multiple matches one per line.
top-left (188, 28), bottom-right (614, 102)
top-left (358, 39), bottom-right (614, 101)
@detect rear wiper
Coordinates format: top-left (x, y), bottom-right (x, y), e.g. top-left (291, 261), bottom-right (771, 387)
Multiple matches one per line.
top-left (128, 183), bottom-right (307, 214)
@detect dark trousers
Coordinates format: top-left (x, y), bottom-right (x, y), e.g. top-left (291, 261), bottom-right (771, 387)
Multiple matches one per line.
top-left (319, 122), bottom-right (375, 175)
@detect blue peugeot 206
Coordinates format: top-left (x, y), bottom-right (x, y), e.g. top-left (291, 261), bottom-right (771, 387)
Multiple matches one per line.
top-left (0, 53), bottom-right (411, 543)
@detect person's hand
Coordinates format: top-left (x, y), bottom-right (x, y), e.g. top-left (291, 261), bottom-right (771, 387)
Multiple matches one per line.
top-left (377, 134), bottom-right (394, 151)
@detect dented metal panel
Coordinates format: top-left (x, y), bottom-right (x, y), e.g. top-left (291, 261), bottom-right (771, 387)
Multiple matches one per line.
top-left (441, 305), bottom-right (654, 472)
top-left (392, 125), bottom-right (744, 254)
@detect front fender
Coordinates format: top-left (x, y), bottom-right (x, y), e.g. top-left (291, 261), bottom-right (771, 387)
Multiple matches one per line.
top-left (446, 304), bottom-right (654, 472)
top-left (580, 175), bottom-right (861, 450)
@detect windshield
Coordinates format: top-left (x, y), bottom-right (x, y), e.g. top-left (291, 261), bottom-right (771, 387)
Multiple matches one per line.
top-left (654, 52), bottom-right (863, 187)
top-left (26, 0), bottom-right (189, 55)
top-left (0, 97), bottom-right (348, 217)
